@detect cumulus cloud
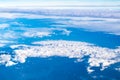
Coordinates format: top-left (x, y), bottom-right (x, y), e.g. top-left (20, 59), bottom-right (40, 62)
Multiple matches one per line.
top-left (0, 54), bottom-right (16, 66)
top-left (0, 40), bottom-right (119, 73)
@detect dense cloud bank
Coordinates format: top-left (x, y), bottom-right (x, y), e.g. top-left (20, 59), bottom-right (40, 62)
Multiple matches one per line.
top-left (0, 8), bottom-right (120, 18)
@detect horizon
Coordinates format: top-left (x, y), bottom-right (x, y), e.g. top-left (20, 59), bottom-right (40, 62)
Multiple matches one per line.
top-left (0, 0), bottom-right (120, 7)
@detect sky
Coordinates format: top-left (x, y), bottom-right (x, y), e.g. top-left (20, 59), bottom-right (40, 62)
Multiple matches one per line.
top-left (0, 0), bottom-right (120, 7)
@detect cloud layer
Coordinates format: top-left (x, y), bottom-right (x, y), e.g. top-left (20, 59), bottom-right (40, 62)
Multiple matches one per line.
top-left (0, 40), bottom-right (120, 73)
top-left (0, 9), bottom-right (120, 74)
top-left (0, 9), bottom-right (120, 36)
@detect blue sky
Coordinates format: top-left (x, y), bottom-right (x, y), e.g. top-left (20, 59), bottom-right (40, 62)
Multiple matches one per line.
top-left (0, 0), bottom-right (120, 7)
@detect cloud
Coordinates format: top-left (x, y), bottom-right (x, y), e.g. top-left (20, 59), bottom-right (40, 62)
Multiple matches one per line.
top-left (22, 27), bottom-right (71, 38)
top-left (0, 12), bottom-right (63, 19)
top-left (0, 40), bottom-right (119, 73)
top-left (0, 8), bottom-right (120, 19)
top-left (0, 24), bottom-right (9, 29)
top-left (0, 8), bottom-right (119, 73)
top-left (0, 31), bottom-right (17, 39)
top-left (0, 10), bottom-right (120, 36)
top-left (23, 31), bottom-right (52, 38)
top-left (1, 10), bottom-right (120, 36)
top-left (0, 44), bottom-right (5, 47)
top-left (0, 54), bottom-right (16, 66)
top-left (0, 40), bottom-right (13, 43)
top-left (0, 40), bottom-right (14, 47)
top-left (54, 17), bottom-right (120, 35)
top-left (61, 29), bottom-right (71, 36)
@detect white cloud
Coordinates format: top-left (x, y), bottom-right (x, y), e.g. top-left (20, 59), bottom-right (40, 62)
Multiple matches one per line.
top-left (0, 54), bottom-right (16, 66)
top-left (0, 31), bottom-right (17, 39)
top-left (61, 29), bottom-right (71, 36)
top-left (0, 54), bottom-right (11, 64)
top-left (5, 61), bottom-right (16, 67)
top-left (54, 17), bottom-right (120, 35)
top-left (87, 67), bottom-right (95, 73)
top-left (0, 40), bottom-right (14, 47)
top-left (0, 40), bottom-right (119, 73)
top-left (0, 8), bottom-right (120, 19)
top-left (23, 31), bottom-right (52, 38)
top-left (0, 24), bottom-right (9, 29)
top-left (0, 9), bottom-right (119, 73)
top-left (0, 44), bottom-right (5, 47)
top-left (0, 40), bottom-right (11, 43)
top-left (22, 28), bottom-right (71, 38)
top-left (10, 44), bottom-right (29, 49)
top-left (0, 12), bottom-right (60, 19)
top-left (0, 10), bottom-right (119, 35)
